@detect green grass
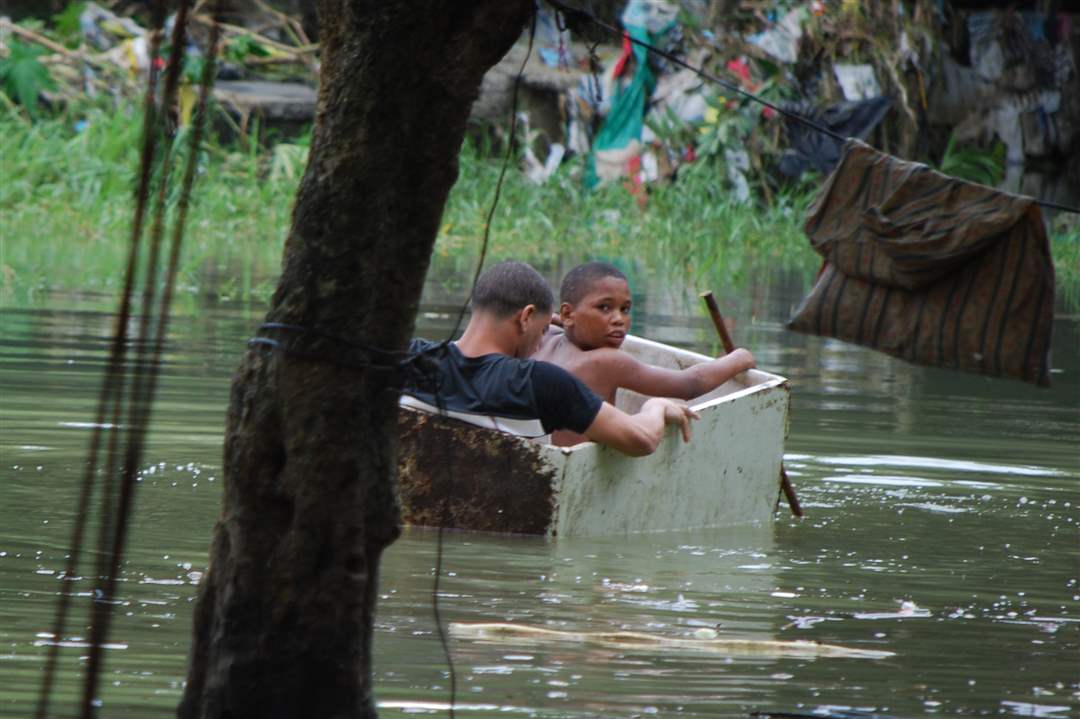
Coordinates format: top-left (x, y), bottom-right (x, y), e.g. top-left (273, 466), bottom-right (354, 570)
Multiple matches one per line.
top-left (1053, 218), bottom-right (1080, 309)
top-left (2, 106), bottom-right (1077, 309)
top-left (1, 105), bottom-right (293, 304)
top-left (425, 143), bottom-right (819, 300)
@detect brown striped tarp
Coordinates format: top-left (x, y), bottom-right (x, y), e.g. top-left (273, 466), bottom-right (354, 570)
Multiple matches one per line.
top-left (788, 140), bottom-right (1054, 386)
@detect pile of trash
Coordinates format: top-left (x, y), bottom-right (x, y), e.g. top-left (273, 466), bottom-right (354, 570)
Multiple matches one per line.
top-left (489, 0), bottom-right (1077, 207)
top-left (0, 1), bottom-right (318, 131)
top-left (2, 1), bottom-right (1077, 206)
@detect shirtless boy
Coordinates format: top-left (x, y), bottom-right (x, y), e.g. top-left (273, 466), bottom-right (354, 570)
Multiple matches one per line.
top-left (403, 261), bottom-right (700, 457)
top-left (534, 261), bottom-right (756, 446)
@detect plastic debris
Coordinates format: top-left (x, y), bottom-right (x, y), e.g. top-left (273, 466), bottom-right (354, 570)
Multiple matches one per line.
top-left (833, 64), bottom-right (881, 101)
top-left (746, 6), bottom-right (806, 65)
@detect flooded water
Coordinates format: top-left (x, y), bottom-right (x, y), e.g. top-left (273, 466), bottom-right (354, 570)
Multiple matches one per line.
top-left (1, 272), bottom-right (1078, 718)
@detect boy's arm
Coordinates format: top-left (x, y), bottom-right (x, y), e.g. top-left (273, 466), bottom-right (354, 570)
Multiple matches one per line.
top-left (582, 399), bottom-right (699, 457)
top-left (603, 348), bottom-right (756, 401)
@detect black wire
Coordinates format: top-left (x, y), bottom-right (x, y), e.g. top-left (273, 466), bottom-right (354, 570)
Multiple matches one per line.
top-left (259, 322), bottom-right (411, 361)
top-left (446, 11), bottom-right (540, 340)
top-left (1032, 197), bottom-right (1080, 215)
top-left (432, 13), bottom-right (538, 719)
top-left (240, 18), bottom-right (550, 719)
top-left (545, 0), bottom-right (1080, 216)
top-left (547, 0), bottom-right (845, 142)
top-left (429, 352), bottom-right (458, 719)
top-left (246, 339), bottom-right (450, 402)
top-left (246, 338), bottom-right (400, 373)
top-left (431, 520), bottom-right (454, 719)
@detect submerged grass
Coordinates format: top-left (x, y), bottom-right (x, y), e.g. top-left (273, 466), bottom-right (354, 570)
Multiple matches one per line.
top-left (1, 106), bottom-right (292, 304)
top-left (2, 106), bottom-right (1077, 309)
top-left (1051, 218), bottom-right (1080, 310)
top-left (437, 145), bottom-right (819, 297)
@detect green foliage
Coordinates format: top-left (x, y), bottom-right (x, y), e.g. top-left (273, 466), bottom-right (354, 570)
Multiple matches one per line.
top-left (0, 107), bottom-right (291, 301)
top-left (1, 107), bottom-right (1076, 310)
top-left (269, 129), bottom-right (312, 182)
top-left (224, 34), bottom-right (271, 64)
top-left (439, 141), bottom-right (818, 294)
top-left (644, 71), bottom-right (790, 208)
top-left (14, 18), bottom-right (46, 33)
top-left (939, 133), bottom-right (1006, 187)
top-left (182, 54), bottom-right (206, 85)
top-left (0, 38), bottom-right (57, 117)
top-left (51, 2), bottom-right (88, 48)
top-left (644, 104), bottom-right (699, 151)
top-left (698, 94), bottom-right (758, 158)
top-left (1051, 217), bottom-right (1080, 309)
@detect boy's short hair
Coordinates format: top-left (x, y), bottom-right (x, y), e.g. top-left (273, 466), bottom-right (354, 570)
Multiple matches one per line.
top-left (560, 261), bottom-right (628, 305)
top-left (472, 261), bottom-right (554, 317)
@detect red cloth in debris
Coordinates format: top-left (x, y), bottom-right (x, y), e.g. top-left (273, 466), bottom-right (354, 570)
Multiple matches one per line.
top-left (612, 32), bottom-right (634, 78)
top-left (788, 140), bottom-right (1055, 386)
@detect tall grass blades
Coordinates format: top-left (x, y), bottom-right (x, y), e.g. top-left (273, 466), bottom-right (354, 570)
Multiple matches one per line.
top-left (938, 133), bottom-right (1006, 188)
top-left (438, 142), bottom-right (819, 296)
top-left (1, 108), bottom-right (292, 303)
top-left (1, 109), bottom-right (1077, 310)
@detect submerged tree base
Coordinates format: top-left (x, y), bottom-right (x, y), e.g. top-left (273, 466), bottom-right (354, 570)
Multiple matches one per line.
top-left (176, 2), bottom-right (532, 717)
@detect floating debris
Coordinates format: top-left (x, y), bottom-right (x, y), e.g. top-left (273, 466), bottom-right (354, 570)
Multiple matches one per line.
top-left (853, 600), bottom-right (932, 620)
top-left (449, 622), bottom-right (895, 659)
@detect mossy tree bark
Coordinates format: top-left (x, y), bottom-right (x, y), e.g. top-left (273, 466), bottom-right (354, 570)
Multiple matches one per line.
top-left (178, 2), bottom-right (530, 717)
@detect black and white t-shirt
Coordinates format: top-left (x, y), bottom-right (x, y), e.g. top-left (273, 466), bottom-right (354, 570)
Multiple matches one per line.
top-left (403, 338), bottom-right (603, 435)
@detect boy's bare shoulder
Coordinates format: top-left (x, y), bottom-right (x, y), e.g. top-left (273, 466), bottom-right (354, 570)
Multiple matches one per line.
top-left (536, 331), bottom-right (578, 361)
top-left (575, 346), bottom-right (641, 373)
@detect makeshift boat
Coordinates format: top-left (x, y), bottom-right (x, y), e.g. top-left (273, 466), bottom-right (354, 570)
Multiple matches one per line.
top-left (396, 334), bottom-right (790, 538)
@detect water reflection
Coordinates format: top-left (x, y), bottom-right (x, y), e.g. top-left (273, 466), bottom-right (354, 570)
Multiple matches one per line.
top-left (0, 274), bottom-right (1077, 718)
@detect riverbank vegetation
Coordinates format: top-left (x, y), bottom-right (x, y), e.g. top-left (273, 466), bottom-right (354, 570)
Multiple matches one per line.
top-left (0, 103), bottom-right (818, 299)
top-left (2, 104), bottom-right (1078, 309)
top-left (3, 2), bottom-right (1078, 310)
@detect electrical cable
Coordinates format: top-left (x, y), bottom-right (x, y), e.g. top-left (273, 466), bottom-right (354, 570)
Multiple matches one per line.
top-left (446, 10), bottom-right (540, 340)
top-left (432, 12), bottom-right (538, 719)
top-left (242, 17), bottom-right (542, 718)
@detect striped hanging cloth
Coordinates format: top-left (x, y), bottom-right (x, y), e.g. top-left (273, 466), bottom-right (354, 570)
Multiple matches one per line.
top-left (788, 139), bottom-right (1054, 386)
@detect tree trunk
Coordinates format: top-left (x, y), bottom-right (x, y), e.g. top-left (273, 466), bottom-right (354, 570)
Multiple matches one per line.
top-left (178, 2), bottom-right (530, 717)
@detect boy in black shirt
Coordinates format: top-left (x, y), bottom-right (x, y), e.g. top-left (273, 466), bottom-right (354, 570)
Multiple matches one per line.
top-left (403, 261), bottom-right (697, 456)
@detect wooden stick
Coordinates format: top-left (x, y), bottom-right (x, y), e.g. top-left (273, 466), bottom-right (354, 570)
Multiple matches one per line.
top-left (2, 19), bottom-right (77, 58)
top-left (1, 21), bottom-right (127, 100)
top-left (0, 19), bottom-right (108, 69)
top-left (701, 291), bottom-right (736, 355)
top-left (190, 14), bottom-right (319, 56)
top-left (252, 0), bottom-right (312, 47)
top-left (700, 291), bottom-right (803, 518)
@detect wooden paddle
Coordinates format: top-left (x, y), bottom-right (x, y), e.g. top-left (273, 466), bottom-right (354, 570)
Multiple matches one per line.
top-left (700, 291), bottom-right (803, 518)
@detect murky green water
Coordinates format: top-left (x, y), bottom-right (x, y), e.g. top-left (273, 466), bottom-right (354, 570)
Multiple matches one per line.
top-left (2, 274), bottom-right (1078, 718)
